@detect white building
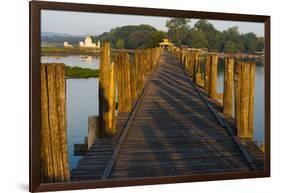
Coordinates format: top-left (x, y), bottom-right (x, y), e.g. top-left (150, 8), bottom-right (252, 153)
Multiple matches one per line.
top-left (79, 35), bottom-right (100, 48)
top-left (63, 41), bottom-right (73, 48)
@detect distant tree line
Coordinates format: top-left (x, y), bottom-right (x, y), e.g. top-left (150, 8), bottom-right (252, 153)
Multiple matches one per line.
top-left (166, 18), bottom-right (264, 53)
top-left (42, 19), bottom-right (264, 53)
top-left (96, 24), bottom-right (166, 49)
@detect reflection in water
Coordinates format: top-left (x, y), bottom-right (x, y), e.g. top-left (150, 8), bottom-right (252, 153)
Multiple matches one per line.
top-left (41, 55), bottom-right (100, 69)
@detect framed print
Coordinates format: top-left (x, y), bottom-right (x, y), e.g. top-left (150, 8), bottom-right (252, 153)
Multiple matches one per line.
top-left (29, 1), bottom-right (270, 192)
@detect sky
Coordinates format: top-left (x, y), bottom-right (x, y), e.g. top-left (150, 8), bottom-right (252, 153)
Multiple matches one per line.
top-left (41, 10), bottom-right (264, 37)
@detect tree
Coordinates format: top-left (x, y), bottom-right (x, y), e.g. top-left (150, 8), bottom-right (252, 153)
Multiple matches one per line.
top-left (148, 31), bottom-right (167, 48)
top-left (241, 32), bottom-right (258, 53)
top-left (224, 40), bottom-right (239, 53)
top-left (189, 29), bottom-right (208, 48)
top-left (116, 38), bottom-right (125, 49)
top-left (166, 18), bottom-right (191, 46)
top-left (256, 37), bottom-right (264, 51)
top-left (194, 19), bottom-right (223, 51)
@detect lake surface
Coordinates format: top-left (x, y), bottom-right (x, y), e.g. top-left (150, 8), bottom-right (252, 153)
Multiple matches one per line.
top-left (41, 55), bottom-right (265, 170)
top-left (41, 55), bottom-right (100, 69)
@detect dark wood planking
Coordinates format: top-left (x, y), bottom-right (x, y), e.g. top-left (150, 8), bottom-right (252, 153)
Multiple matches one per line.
top-left (71, 52), bottom-right (264, 181)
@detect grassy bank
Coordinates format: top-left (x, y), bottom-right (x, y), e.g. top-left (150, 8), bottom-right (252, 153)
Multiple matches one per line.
top-left (42, 47), bottom-right (100, 56)
top-left (66, 66), bottom-right (99, 78)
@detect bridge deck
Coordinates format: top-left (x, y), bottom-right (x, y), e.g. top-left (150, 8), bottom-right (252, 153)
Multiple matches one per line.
top-left (71, 53), bottom-right (263, 181)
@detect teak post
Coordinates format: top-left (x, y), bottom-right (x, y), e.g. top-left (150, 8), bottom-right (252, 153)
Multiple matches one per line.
top-left (116, 52), bottom-right (131, 112)
top-left (205, 54), bottom-right (211, 93)
top-left (88, 116), bottom-right (99, 149)
top-left (209, 53), bottom-right (218, 98)
top-left (99, 42), bottom-right (116, 136)
top-left (223, 57), bottom-right (234, 115)
top-left (40, 63), bottom-right (70, 183)
top-left (234, 61), bottom-right (256, 139)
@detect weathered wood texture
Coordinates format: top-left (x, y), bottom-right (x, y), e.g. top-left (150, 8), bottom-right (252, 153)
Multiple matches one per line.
top-left (71, 52), bottom-right (262, 181)
top-left (88, 116), bottom-right (99, 149)
top-left (234, 61), bottom-right (256, 139)
top-left (223, 57), bottom-right (234, 115)
top-left (99, 42), bottom-right (116, 136)
top-left (41, 63), bottom-right (70, 183)
top-left (116, 52), bottom-right (131, 112)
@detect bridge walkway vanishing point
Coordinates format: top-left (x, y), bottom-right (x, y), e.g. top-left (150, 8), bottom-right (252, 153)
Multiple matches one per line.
top-left (71, 52), bottom-right (263, 181)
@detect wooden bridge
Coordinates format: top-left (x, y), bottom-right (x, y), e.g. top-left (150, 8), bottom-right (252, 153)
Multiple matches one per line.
top-left (40, 43), bottom-right (264, 183)
top-left (70, 51), bottom-right (264, 181)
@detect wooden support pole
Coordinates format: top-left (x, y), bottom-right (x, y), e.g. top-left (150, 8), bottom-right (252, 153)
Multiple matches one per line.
top-left (240, 61), bottom-right (251, 137)
top-left (248, 62), bottom-right (256, 137)
top-left (41, 63), bottom-right (70, 183)
top-left (205, 54), bottom-right (211, 93)
top-left (193, 51), bottom-right (199, 83)
top-left (99, 42), bottom-right (116, 136)
top-left (234, 61), bottom-right (256, 139)
top-left (130, 59), bottom-right (137, 100)
top-left (234, 62), bottom-right (242, 133)
top-left (116, 52), bottom-right (131, 112)
top-left (88, 116), bottom-right (99, 149)
top-left (209, 53), bottom-right (218, 98)
top-left (223, 57), bottom-right (234, 115)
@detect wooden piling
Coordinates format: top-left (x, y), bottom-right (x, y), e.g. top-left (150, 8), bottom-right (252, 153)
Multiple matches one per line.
top-left (88, 116), bottom-right (99, 149)
top-left (205, 54), bottom-right (211, 93)
top-left (223, 57), bottom-right (234, 115)
top-left (234, 61), bottom-right (256, 139)
top-left (209, 53), bottom-right (218, 98)
top-left (40, 63), bottom-right (70, 183)
top-left (116, 52), bottom-right (131, 112)
top-left (240, 61), bottom-right (251, 138)
top-left (248, 62), bottom-right (256, 137)
top-left (130, 60), bottom-right (137, 100)
top-left (99, 42), bottom-right (116, 136)
top-left (234, 62), bottom-right (242, 132)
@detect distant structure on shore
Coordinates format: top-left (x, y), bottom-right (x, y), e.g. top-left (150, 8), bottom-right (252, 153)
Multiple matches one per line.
top-left (79, 35), bottom-right (100, 48)
top-left (63, 41), bottom-right (73, 48)
top-left (159, 38), bottom-right (173, 50)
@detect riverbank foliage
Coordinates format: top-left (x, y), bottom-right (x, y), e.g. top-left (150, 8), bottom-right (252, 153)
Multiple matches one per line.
top-left (66, 66), bottom-right (99, 78)
top-left (42, 47), bottom-right (100, 56)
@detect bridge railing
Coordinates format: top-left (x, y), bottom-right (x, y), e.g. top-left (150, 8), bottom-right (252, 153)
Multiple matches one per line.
top-left (172, 47), bottom-right (256, 140)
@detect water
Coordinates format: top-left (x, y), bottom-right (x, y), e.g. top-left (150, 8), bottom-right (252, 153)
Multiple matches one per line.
top-left (41, 55), bottom-right (265, 170)
top-left (41, 55), bottom-right (100, 69)
top-left (66, 78), bottom-right (99, 169)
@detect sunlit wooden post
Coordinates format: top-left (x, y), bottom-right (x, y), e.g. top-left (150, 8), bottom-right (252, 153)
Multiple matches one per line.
top-left (193, 51), bottom-right (199, 83)
top-left (209, 53), bottom-right (218, 98)
top-left (234, 61), bottom-right (256, 139)
top-left (223, 57), bottom-right (234, 115)
top-left (116, 52), bottom-right (131, 112)
top-left (234, 62), bottom-right (242, 133)
top-left (205, 54), bottom-right (211, 93)
top-left (88, 116), bottom-right (99, 149)
top-left (130, 59), bottom-right (137, 100)
top-left (99, 42), bottom-right (116, 136)
top-left (248, 62), bottom-right (256, 137)
top-left (41, 63), bottom-right (70, 183)
top-left (185, 50), bottom-right (189, 72)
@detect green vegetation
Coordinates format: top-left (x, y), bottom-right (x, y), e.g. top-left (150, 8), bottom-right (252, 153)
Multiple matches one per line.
top-left (165, 18), bottom-right (264, 53)
top-left (66, 66), bottom-right (99, 78)
top-left (41, 47), bottom-right (100, 56)
top-left (116, 38), bottom-right (125, 49)
top-left (96, 24), bottom-right (167, 49)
